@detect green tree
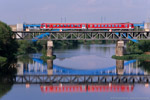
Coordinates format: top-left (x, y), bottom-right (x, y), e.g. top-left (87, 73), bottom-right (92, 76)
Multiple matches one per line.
top-left (0, 21), bottom-right (18, 74)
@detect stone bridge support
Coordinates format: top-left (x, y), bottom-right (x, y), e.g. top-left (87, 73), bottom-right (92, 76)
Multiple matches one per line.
top-left (116, 60), bottom-right (124, 75)
top-left (116, 41), bottom-right (124, 56)
top-left (47, 40), bottom-right (54, 75)
top-left (47, 41), bottom-right (53, 57)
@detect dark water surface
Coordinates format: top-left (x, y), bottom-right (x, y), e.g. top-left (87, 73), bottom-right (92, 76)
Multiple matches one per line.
top-left (1, 44), bottom-right (150, 100)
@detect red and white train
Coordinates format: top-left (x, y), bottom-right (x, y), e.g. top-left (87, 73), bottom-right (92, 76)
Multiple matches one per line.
top-left (40, 23), bottom-right (134, 31)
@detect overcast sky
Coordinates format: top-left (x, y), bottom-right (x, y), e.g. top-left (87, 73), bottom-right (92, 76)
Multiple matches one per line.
top-left (0, 0), bottom-right (150, 24)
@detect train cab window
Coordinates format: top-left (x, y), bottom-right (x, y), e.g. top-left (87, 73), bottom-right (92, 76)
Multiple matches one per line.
top-left (64, 25), bottom-right (66, 27)
top-left (112, 25), bottom-right (114, 27)
top-left (116, 25), bottom-right (118, 27)
top-left (119, 25), bottom-right (121, 27)
top-left (98, 25), bottom-right (100, 27)
top-left (53, 25), bottom-right (56, 27)
top-left (78, 25), bottom-right (80, 27)
top-left (42, 25), bottom-right (44, 27)
top-left (109, 25), bottom-right (111, 27)
top-left (57, 25), bottom-right (60, 27)
top-left (68, 25), bottom-right (70, 27)
top-left (129, 25), bottom-right (131, 27)
top-left (105, 25), bottom-right (107, 27)
top-left (125, 25), bottom-right (127, 27)
top-left (61, 25), bottom-right (63, 27)
top-left (90, 25), bottom-right (92, 27)
top-left (94, 25), bottom-right (97, 27)
top-left (102, 25), bottom-right (104, 27)
top-left (71, 25), bottom-right (74, 27)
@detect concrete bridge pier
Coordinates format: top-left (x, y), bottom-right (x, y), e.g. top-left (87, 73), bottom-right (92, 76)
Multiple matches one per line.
top-left (47, 41), bottom-right (53, 57)
top-left (116, 60), bottom-right (124, 75)
top-left (116, 41), bottom-right (124, 56)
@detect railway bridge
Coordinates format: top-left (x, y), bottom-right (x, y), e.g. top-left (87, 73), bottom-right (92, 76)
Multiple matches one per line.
top-left (12, 30), bottom-right (150, 57)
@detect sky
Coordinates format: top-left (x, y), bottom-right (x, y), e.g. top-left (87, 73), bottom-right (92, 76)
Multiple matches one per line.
top-left (0, 0), bottom-right (150, 24)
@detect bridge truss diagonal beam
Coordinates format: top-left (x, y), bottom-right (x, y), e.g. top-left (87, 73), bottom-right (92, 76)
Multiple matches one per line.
top-left (12, 31), bottom-right (150, 40)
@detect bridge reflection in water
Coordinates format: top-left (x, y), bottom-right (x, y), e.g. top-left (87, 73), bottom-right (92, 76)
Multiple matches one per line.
top-left (40, 84), bottom-right (134, 93)
top-left (17, 55), bottom-right (146, 75)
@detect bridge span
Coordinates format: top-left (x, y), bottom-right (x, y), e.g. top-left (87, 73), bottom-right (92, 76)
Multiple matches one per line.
top-left (13, 31), bottom-right (150, 40)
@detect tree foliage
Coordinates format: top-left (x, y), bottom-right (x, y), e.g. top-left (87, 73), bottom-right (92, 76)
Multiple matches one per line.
top-left (126, 40), bottom-right (150, 54)
top-left (0, 21), bottom-right (18, 72)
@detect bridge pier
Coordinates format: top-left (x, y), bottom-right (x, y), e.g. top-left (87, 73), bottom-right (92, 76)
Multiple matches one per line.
top-left (116, 60), bottom-right (124, 75)
top-left (47, 41), bottom-right (53, 57)
top-left (116, 41), bottom-right (124, 56)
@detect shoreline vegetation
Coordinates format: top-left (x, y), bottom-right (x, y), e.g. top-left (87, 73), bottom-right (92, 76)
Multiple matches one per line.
top-left (112, 40), bottom-right (150, 60)
top-left (0, 21), bottom-right (18, 76)
top-left (112, 54), bottom-right (150, 60)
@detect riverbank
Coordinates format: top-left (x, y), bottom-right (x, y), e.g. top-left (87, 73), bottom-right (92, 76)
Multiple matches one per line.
top-left (112, 54), bottom-right (150, 60)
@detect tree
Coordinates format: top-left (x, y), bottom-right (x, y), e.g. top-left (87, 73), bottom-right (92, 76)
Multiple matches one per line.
top-left (0, 21), bottom-right (18, 72)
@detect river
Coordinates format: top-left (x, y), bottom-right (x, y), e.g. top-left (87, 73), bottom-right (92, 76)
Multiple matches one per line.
top-left (1, 44), bottom-right (150, 100)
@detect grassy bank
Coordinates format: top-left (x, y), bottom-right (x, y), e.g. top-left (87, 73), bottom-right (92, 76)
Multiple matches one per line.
top-left (112, 54), bottom-right (150, 60)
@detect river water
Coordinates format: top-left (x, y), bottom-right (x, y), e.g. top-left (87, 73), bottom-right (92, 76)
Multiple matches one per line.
top-left (1, 44), bottom-right (150, 100)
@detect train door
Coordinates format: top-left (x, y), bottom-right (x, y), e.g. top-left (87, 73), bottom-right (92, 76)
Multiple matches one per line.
top-left (129, 24), bottom-right (131, 29)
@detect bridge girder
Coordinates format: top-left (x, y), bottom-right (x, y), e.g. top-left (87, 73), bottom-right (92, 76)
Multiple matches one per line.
top-left (12, 31), bottom-right (150, 40)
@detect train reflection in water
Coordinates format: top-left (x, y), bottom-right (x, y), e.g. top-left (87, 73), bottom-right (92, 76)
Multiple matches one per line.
top-left (40, 84), bottom-right (134, 93)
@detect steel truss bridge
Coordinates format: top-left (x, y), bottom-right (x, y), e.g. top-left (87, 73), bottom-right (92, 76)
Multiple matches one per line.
top-left (13, 31), bottom-right (150, 40)
top-left (13, 75), bottom-right (150, 84)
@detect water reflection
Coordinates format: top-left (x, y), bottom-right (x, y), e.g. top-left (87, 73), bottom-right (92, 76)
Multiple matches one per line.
top-left (17, 57), bottom-right (149, 75)
top-left (116, 60), bottom-right (124, 75)
top-left (40, 84), bottom-right (134, 93)
top-left (16, 44), bottom-right (150, 76)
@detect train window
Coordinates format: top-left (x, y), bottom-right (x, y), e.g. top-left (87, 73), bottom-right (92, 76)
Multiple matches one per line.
top-left (68, 25), bottom-right (70, 27)
top-left (112, 25), bottom-right (114, 27)
top-left (105, 25), bottom-right (107, 27)
top-left (53, 25), bottom-right (56, 27)
top-left (90, 25), bottom-right (92, 27)
top-left (42, 25), bottom-right (44, 27)
top-left (119, 25), bottom-right (121, 27)
top-left (57, 25), bottom-right (59, 27)
top-left (47, 25), bottom-right (50, 27)
top-left (64, 25), bottom-right (66, 27)
top-left (102, 25), bottom-right (104, 27)
top-left (43, 25), bottom-right (46, 27)
top-left (82, 25), bottom-right (85, 27)
top-left (71, 25), bottom-right (74, 27)
top-left (109, 25), bottom-right (111, 27)
top-left (94, 25), bottom-right (97, 27)
top-left (61, 25), bottom-right (63, 27)
top-left (116, 25), bottom-right (118, 27)
top-left (98, 25), bottom-right (100, 27)
top-left (125, 25), bottom-right (127, 27)
top-left (75, 25), bottom-right (77, 27)
top-left (129, 25), bottom-right (131, 27)
top-left (78, 25), bottom-right (80, 27)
